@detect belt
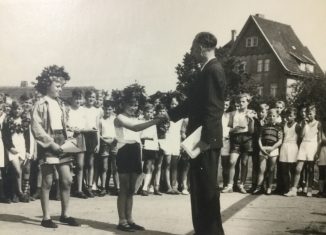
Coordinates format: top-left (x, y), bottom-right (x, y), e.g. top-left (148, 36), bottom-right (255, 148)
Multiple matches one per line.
top-left (53, 129), bottom-right (64, 134)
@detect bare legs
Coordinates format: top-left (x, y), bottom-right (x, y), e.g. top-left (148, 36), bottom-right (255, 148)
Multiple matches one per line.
top-left (40, 162), bottom-right (72, 220)
top-left (117, 173), bottom-right (138, 225)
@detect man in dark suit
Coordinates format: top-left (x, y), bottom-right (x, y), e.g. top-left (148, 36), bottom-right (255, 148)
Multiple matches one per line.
top-left (168, 32), bottom-right (225, 235)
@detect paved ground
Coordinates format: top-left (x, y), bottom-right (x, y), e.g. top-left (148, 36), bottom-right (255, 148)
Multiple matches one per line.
top-left (0, 191), bottom-right (326, 235)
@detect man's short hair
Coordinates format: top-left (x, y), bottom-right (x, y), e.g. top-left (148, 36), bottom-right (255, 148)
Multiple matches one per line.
top-left (194, 32), bottom-right (217, 49)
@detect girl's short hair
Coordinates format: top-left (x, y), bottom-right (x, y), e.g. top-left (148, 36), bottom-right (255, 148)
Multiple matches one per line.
top-left (9, 101), bottom-right (22, 116)
top-left (34, 65), bottom-right (70, 95)
top-left (72, 89), bottom-right (83, 98)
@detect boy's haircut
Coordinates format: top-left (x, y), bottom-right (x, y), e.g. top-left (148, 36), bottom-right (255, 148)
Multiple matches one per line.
top-left (237, 93), bottom-right (251, 102)
top-left (307, 104), bottom-right (317, 113)
top-left (194, 32), bottom-right (217, 49)
top-left (85, 89), bottom-right (96, 98)
top-left (19, 93), bottom-right (33, 102)
top-left (72, 88), bottom-right (83, 98)
top-left (284, 107), bottom-right (297, 117)
top-left (276, 100), bottom-right (285, 108)
top-left (155, 103), bottom-right (166, 113)
top-left (259, 103), bottom-right (269, 110)
top-left (268, 108), bottom-right (279, 116)
top-left (103, 99), bottom-right (114, 108)
top-left (143, 103), bottom-right (154, 112)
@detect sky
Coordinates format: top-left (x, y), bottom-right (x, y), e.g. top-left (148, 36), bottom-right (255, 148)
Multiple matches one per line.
top-left (0, 0), bottom-right (325, 95)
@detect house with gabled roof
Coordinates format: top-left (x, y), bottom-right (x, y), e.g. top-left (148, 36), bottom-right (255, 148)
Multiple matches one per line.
top-left (228, 14), bottom-right (324, 99)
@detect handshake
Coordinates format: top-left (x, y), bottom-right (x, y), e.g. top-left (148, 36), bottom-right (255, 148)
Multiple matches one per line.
top-left (155, 112), bottom-right (170, 123)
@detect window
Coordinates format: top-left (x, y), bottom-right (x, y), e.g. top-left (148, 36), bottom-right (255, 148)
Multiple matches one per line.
top-left (299, 63), bottom-right (306, 71)
top-left (264, 59), bottom-right (270, 72)
top-left (257, 86), bottom-right (263, 96)
top-left (246, 37), bottom-right (258, 47)
top-left (306, 64), bottom-right (314, 73)
top-left (257, 60), bottom-right (263, 72)
top-left (270, 83), bottom-right (278, 97)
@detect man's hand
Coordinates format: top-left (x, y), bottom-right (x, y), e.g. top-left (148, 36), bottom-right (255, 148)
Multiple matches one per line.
top-left (195, 140), bottom-right (210, 152)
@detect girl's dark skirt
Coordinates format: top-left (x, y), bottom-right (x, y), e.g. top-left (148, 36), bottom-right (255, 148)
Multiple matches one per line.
top-left (116, 143), bottom-right (142, 174)
top-left (38, 130), bottom-right (74, 165)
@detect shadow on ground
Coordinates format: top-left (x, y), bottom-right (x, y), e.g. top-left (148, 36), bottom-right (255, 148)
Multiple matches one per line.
top-left (185, 195), bottom-right (259, 235)
top-left (0, 213), bottom-right (179, 235)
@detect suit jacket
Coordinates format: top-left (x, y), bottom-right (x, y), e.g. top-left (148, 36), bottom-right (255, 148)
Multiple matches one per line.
top-left (168, 58), bottom-right (226, 149)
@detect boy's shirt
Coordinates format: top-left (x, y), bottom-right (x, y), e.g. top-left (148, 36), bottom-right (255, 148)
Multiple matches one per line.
top-left (260, 122), bottom-right (283, 147)
top-left (99, 115), bottom-right (116, 139)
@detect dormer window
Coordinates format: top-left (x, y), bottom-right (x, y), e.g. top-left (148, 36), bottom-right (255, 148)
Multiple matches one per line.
top-left (299, 63), bottom-right (306, 71)
top-left (246, 37), bottom-right (258, 47)
top-left (306, 64), bottom-right (314, 73)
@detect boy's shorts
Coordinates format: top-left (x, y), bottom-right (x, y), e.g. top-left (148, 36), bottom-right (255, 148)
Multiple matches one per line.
top-left (230, 132), bottom-right (253, 154)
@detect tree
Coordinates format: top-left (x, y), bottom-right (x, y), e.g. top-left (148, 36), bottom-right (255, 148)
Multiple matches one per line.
top-left (175, 48), bottom-right (261, 107)
top-left (288, 77), bottom-right (326, 118)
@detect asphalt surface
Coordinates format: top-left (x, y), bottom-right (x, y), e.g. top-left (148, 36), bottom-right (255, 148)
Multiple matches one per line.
top-left (0, 190), bottom-right (325, 235)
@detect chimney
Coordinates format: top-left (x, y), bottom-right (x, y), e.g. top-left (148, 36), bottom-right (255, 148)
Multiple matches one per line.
top-left (20, 81), bottom-right (28, 87)
top-left (231, 30), bottom-right (237, 42)
top-left (255, 13), bottom-right (265, 19)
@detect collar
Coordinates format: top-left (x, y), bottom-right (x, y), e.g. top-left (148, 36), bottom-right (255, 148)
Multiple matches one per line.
top-left (201, 57), bottom-right (216, 71)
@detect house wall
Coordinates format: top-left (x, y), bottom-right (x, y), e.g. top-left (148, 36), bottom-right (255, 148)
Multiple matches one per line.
top-left (231, 20), bottom-right (271, 56)
top-left (231, 19), bottom-right (288, 99)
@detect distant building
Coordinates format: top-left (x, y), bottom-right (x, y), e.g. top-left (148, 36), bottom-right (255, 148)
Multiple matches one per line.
top-left (227, 14), bottom-right (324, 99)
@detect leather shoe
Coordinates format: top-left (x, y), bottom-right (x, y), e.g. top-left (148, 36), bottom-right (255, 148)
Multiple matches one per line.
top-left (129, 222), bottom-right (145, 230)
top-left (59, 216), bottom-right (80, 226)
top-left (117, 223), bottom-right (135, 232)
top-left (41, 219), bottom-right (58, 228)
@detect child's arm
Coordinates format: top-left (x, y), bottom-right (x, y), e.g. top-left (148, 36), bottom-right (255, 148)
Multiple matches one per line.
top-left (258, 137), bottom-right (268, 156)
top-left (270, 128), bottom-right (283, 151)
top-left (115, 114), bottom-right (164, 132)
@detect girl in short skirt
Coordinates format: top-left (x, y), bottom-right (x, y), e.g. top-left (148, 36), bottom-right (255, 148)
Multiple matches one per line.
top-left (287, 105), bottom-right (321, 197)
top-left (280, 108), bottom-right (301, 195)
top-left (316, 117), bottom-right (326, 197)
top-left (114, 95), bottom-right (165, 232)
top-left (67, 89), bottom-right (87, 199)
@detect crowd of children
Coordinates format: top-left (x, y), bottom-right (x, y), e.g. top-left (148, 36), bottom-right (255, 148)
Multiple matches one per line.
top-left (0, 89), bottom-right (326, 214)
top-left (220, 94), bottom-right (326, 197)
top-left (0, 88), bottom-right (191, 208)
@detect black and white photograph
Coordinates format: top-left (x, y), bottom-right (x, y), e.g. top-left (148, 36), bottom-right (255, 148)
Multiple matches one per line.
top-left (0, 0), bottom-right (326, 234)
